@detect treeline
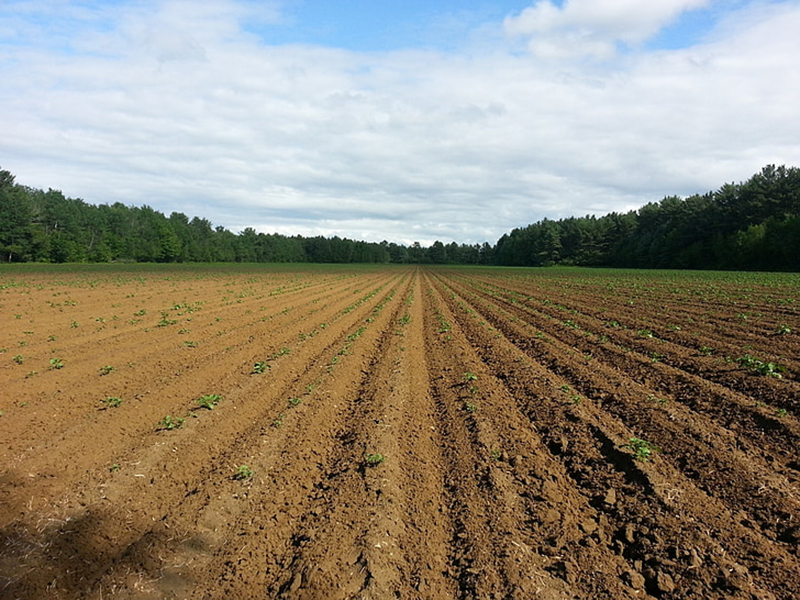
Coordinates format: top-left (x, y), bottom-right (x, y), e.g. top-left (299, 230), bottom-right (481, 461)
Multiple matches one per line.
top-left (0, 168), bottom-right (491, 265)
top-left (2, 165), bottom-right (798, 270)
top-left (496, 164), bottom-right (800, 271)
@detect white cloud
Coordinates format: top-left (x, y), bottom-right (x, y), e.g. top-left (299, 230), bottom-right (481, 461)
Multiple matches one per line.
top-left (1, 1), bottom-right (800, 246)
top-left (505, 0), bottom-right (711, 58)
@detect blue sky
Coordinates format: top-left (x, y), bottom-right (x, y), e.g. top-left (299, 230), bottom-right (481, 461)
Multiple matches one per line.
top-left (2, 1), bottom-right (800, 245)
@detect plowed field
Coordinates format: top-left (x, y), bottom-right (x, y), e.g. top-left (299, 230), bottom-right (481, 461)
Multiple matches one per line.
top-left (1, 264), bottom-right (799, 599)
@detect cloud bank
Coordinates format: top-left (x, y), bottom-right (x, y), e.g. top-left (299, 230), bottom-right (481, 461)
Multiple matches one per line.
top-left (1, 0), bottom-right (799, 245)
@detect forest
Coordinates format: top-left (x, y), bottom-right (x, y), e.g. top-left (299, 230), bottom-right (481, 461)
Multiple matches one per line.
top-left (1, 164), bottom-right (798, 270)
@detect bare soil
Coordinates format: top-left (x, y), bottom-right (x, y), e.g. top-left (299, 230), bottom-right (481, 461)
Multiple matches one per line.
top-left (1, 265), bottom-right (798, 599)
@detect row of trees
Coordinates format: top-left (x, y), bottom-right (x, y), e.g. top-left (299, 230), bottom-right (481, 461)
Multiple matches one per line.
top-left (0, 168), bottom-right (492, 265)
top-left (2, 165), bottom-right (798, 270)
top-left (496, 165), bottom-right (800, 271)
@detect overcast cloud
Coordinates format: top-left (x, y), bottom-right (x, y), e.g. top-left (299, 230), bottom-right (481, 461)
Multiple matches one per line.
top-left (1, 0), bottom-right (799, 245)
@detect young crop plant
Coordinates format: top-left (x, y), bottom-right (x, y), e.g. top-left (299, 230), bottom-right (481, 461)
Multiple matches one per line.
top-left (272, 413), bottom-right (285, 428)
top-left (12, 354), bottom-right (24, 365)
top-left (463, 372), bottom-right (478, 382)
top-left (775, 324), bottom-right (792, 335)
top-left (737, 354), bottom-right (787, 378)
top-left (252, 361), bottom-right (270, 374)
top-left (102, 397), bottom-right (123, 408)
top-left (637, 329), bottom-right (654, 339)
top-left (196, 394), bottom-right (223, 410)
top-left (288, 397), bottom-right (302, 408)
top-left (233, 465), bottom-right (254, 480)
top-left (464, 401), bottom-right (478, 413)
top-left (99, 365), bottom-right (114, 376)
top-left (49, 358), bottom-right (64, 370)
top-left (157, 311), bottom-right (177, 327)
top-left (699, 346), bottom-right (713, 356)
top-left (158, 415), bottom-right (185, 430)
top-left (624, 437), bottom-right (660, 462)
top-left (364, 453), bottom-right (385, 467)
top-left (271, 347), bottom-right (291, 360)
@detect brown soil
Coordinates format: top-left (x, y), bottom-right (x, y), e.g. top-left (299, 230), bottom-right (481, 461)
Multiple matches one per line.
top-left (1, 265), bottom-right (798, 599)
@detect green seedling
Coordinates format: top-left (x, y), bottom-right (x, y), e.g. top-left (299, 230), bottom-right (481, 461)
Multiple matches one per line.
top-left (99, 365), bottom-right (114, 375)
top-left (159, 415), bottom-right (185, 430)
top-left (364, 453), bottom-right (385, 467)
top-left (12, 354), bottom-right (24, 365)
top-left (624, 437), bottom-right (659, 462)
top-left (737, 354), bottom-right (787, 378)
top-left (463, 372), bottom-right (478, 382)
top-left (196, 394), bottom-right (222, 410)
top-left (776, 324), bottom-right (792, 335)
top-left (272, 413), bottom-right (285, 428)
top-left (638, 329), bottom-right (654, 338)
top-left (776, 408), bottom-right (788, 418)
top-left (271, 347), bottom-right (291, 359)
top-left (699, 346), bottom-right (713, 356)
top-left (233, 465), bottom-right (254, 480)
top-left (49, 358), bottom-right (64, 370)
top-left (464, 401), bottom-right (478, 413)
top-left (109, 463), bottom-right (120, 472)
top-left (102, 397), bottom-right (123, 408)
top-left (288, 397), bottom-right (302, 408)
top-left (252, 361), bottom-right (270, 374)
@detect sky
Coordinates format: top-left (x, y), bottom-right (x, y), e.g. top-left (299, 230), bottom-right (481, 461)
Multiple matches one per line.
top-left (1, 0), bottom-right (800, 246)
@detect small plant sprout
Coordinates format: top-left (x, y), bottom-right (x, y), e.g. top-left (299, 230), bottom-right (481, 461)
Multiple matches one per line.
top-left (776, 408), bottom-right (789, 418)
top-left (272, 413), bottom-right (285, 428)
top-left (159, 415), bottom-right (185, 430)
top-left (364, 453), bottom-right (385, 467)
top-left (110, 463), bottom-right (120, 472)
top-left (233, 465), bottom-right (254, 480)
top-left (737, 354), bottom-right (787, 378)
top-left (49, 358), bottom-right (64, 370)
top-left (624, 437), bottom-right (660, 462)
top-left (464, 401), bottom-right (478, 413)
top-left (12, 354), bottom-right (24, 365)
top-left (196, 394), bottom-right (222, 410)
top-left (463, 372), bottom-right (478, 382)
top-left (288, 397), bottom-right (302, 408)
top-left (100, 365), bottom-right (114, 376)
top-left (699, 346), bottom-right (713, 356)
top-left (102, 397), bottom-right (123, 408)
top-left (776, 324), bottom-right (792, 335)
top-left (252, 361), bottom-right (270, 374)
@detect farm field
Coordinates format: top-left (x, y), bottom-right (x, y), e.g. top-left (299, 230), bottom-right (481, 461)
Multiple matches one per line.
top-left (1, 263), bottom-right (799, 599)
